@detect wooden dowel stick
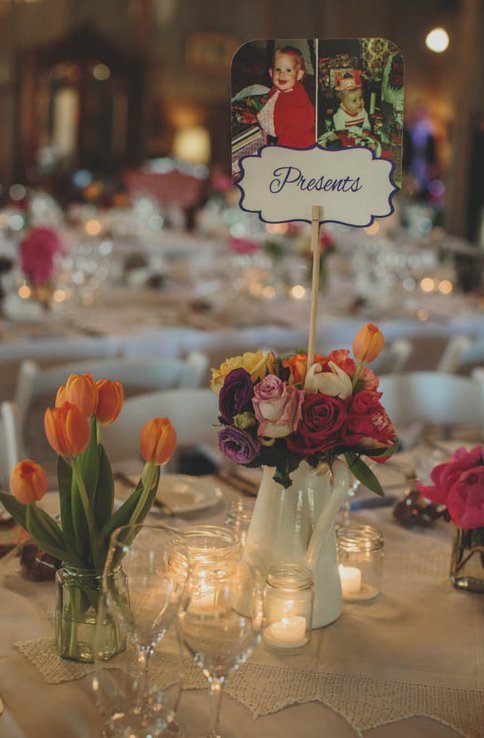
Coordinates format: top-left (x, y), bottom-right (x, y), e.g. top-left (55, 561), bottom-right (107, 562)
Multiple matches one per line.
top-left (307, 205), bottom-right (322, 369)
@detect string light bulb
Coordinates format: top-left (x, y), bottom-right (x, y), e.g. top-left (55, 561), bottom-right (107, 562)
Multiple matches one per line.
top-left (425, 27), bottom-right (449, 53)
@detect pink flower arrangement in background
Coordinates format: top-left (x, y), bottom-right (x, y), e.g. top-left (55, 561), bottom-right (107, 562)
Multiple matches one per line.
top-left (417, 446), bottom-right (484, 529)
top-left (19, 227), bottom-right (62, 286)
top-left (211, 323), bottom-right (398, 491)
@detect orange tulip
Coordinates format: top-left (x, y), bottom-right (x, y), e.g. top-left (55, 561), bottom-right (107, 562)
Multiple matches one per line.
top-left (282, 352), bottom-right (325, 384)
top-left (10, 460), bottom-right (48, 505)
top-left (352, 323), bottom-right (384, 364)
top-left (44, 402), bottom-right (90, 457)
top-left (140, 418), bottom-right (177, 465)
top-left (96, 379), bottom-right (124, 425)
top-left (63, 373), bottom-right (98, 416)
top-left (55, 384), bottom-right (67, 407)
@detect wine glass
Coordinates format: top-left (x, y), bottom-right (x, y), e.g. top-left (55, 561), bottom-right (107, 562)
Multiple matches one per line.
top-left (95, 523), bottom-right (188, 737)
top-left (178, 525), bottom-right (263, 738)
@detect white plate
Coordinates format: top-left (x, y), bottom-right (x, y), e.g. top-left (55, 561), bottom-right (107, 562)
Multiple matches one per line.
top-left (156, 474), bottom-right (223, 514)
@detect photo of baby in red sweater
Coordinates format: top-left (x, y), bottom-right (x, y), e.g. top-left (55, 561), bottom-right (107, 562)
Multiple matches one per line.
top-left (231, 39), bottom-right (316, 179)
top-left (256, 46), bottom-right (315, 148)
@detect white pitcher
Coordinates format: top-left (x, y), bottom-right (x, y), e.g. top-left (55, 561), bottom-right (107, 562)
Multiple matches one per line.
top-left (243, 460), bottom-right (350, 628)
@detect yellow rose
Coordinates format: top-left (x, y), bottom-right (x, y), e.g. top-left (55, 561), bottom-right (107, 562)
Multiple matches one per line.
top-left (210, 351), bottom-right (269, 393)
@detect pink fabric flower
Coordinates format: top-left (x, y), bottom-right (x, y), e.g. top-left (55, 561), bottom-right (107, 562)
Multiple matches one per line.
top-left (418, 446), bottom-right (484, 529)
top-left (252, 375), bottom-right (303, 438)
top-left (19, 227), bottom-right (62, 285)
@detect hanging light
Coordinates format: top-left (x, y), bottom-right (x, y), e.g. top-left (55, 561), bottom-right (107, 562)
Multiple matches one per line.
top-left (425, 27), bottom-right (450, 53)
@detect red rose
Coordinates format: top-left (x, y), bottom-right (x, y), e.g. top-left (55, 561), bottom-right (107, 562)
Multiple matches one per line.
top-left (343, 392), bottom-right (395, 448)
top-left (287, 394), bottom-right (346, 455)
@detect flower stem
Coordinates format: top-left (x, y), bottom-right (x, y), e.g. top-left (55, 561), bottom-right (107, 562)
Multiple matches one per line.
top-left (71, 457), bottom-right (98, 566)
top-left (130, 462), bottom-right (157, 525)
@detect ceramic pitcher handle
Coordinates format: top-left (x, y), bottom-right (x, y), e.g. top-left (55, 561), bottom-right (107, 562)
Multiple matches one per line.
top-left (304, 461), bottom-right (350, 570)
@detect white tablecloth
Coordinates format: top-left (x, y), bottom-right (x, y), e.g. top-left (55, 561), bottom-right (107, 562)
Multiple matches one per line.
top-left (0, 462), bottom-right (483, 738)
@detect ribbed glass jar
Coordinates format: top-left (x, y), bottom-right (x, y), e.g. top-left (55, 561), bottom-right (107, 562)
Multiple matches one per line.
top-left (263, 563), bottom-right (314, 652)
top-left (336, 524), bottom-right (383, 602)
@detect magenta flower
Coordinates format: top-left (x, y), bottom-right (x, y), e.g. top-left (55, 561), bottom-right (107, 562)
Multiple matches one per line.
top-left (19, 227), bottom-right (62, 286)
top-left (418, 446), bottom-right (484, 529)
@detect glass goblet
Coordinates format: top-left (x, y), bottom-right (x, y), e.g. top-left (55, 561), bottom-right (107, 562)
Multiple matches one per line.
top-left (178, 526), bottom-right (263, 738)
top-left (96, 523), bottom-right (188, 737)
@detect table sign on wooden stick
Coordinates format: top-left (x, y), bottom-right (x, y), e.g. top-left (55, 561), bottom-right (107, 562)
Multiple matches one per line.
top-left (307, 205), bottom-right (322, 369)
top-left (231, 37), bottom-right (404, 354)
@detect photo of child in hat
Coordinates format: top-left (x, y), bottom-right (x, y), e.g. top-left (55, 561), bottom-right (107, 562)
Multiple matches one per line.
top-left (332, 70), bottom-right (371, 132)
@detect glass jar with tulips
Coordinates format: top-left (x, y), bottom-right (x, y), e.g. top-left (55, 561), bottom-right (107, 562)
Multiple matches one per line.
top-left (0, 373), bottom-right (177, 662)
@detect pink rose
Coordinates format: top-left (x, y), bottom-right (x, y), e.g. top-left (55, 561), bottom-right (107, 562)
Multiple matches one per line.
top-left (252, 375), bottom-right (303, 438)
top-left (418, 446), bottom-right (484, 529)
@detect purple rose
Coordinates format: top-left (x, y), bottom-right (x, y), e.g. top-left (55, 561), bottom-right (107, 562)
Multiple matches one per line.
top-left (219, 368), bottom-right (254, 425)
top-left (218, 426), bottom-right (260, 465)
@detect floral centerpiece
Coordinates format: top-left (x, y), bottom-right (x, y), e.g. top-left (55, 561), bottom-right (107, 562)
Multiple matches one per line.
top-left (0, 372), bottom-right (176, 660)
top-left (417, 446), bottom-right (484, 593)
top-left (211, 323), bottom-right (398, 492)
top-left (19, 226), bottom-right (63, 308)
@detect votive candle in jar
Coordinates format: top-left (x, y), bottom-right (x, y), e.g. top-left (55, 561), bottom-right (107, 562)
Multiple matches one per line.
top-left (336, 524), bottom-right (383, 602)
top-left (263, 563), bottom-right (313, 652)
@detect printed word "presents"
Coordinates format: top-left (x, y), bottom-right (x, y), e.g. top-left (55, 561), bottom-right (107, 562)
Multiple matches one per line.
top-left (269, 166), bottom-right (363, 194)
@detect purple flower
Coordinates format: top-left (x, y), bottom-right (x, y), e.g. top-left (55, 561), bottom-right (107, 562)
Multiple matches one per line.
top-left (218, 368), bottom-right (254, 425)
top-left (218, 426), bottom-right (260, 465)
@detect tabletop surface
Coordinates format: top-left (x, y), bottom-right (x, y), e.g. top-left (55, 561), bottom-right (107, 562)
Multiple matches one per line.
top-left (0, 453), bottom-right (483, 738)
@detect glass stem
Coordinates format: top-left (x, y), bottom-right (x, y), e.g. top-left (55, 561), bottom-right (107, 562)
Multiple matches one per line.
top-left (136, 645), bottom-right (153, 707)
top-left (207, 674), bottom-right (225, 738)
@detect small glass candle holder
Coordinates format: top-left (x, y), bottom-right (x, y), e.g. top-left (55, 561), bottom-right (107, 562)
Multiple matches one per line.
top-left (336, 524), bottom-right (383, 602)
top-left (263, 563), bottom-right (313, 653)
top-left (224, 499), bottom-right (255, 548)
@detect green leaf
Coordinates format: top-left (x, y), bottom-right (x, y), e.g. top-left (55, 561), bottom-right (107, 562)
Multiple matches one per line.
top-left (57, 456), bottom-right (79, 559)
top-left (78, 416), bottom-right (100, 503)
top-left (25, 506), bottom-right (68, 561)
top-left (345, 452), bottom-right (384, 497)
top-left (94, 445), bottom-right (114, 531)
top-left (130, 466), bottom-right (161, 526)
top-left (273, 454), bottom-right (301, 489)
top-left (101, 479), bottom-right (145, 539)
top-left (29, 505), bottom-right (66, 549)
top-left (0, 491), bottom-right (28, 529)
top-left (70, 472), bottom-right (90, 564)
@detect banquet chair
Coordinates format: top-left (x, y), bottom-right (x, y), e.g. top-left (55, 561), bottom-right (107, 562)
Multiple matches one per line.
top-left (437, 334), bottom-right (484, 375)
top-left (370, 338), bottom-right (412, 375)
top-left (0, 401), bottom-right (18, 486)
top-left (102, 387), bottom-right (219, 466)
top-left (379, 369), bottom-right (484, 448)
top-left (13, 352), bottom-right (209, 461)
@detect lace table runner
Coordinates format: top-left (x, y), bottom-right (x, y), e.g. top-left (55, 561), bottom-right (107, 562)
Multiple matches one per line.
top-left (17, 636), bottom-right (484, 738)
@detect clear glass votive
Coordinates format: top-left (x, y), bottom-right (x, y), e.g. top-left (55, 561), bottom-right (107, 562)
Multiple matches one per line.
top-left (263, 563), bottom-right (314, 653)
top-left (336, 524), bottom-right (383, 602)
top-left (224, 498), bottom-right (255, 548)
